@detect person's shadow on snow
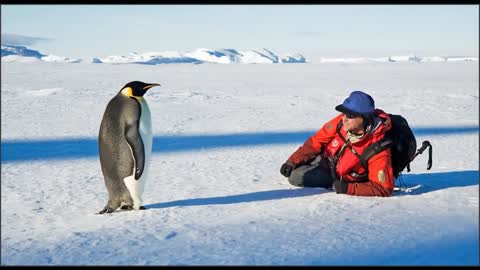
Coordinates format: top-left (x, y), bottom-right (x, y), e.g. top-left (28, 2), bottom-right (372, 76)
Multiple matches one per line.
top-left (393, 170), bottom-right (478, 196)
top-left (145, 170), bottom-right (478, 208)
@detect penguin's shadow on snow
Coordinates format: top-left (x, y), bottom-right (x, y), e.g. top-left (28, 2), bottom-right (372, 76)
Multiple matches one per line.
top-left (145, 170), bottom-right (478, 209)
top-left (144, 188), bottom-right (328, 209)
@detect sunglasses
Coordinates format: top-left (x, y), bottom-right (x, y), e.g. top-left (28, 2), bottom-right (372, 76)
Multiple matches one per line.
top-left (343, 112), bottom-right (359, 119)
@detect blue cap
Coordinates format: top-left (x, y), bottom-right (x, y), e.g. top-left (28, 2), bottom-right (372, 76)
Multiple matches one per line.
top-left (335, 90), bottom-right (375, 115)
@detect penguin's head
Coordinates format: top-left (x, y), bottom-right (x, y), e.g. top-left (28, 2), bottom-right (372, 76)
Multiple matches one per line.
top-left (120, 81), bottom-right (161, 97)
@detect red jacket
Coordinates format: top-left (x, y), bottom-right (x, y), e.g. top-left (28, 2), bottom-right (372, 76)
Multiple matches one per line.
top-left (287, 109), bottom-right (395, 197)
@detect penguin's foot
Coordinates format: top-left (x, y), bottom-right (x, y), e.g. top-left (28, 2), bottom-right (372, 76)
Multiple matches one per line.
top-left (120, 205), bottom-right (134, 210)
top-left (97, 206), bottom-right (116, 214)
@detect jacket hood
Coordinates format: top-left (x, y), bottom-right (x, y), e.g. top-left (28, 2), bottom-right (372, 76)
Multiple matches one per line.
top-left (365, 109), bottom-right (392, 140)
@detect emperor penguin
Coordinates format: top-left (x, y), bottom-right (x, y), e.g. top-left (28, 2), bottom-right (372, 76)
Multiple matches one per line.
top-left (97, 81), bottom-right (160, 214)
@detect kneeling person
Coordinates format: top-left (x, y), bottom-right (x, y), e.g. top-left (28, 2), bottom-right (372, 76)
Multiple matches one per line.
top-left (280, 90), bottom-right (395, 197)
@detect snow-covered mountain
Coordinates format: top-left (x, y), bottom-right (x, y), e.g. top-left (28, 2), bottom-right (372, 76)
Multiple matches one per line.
top-left (1, 45), bottom-right (45, 58)
top-left (1, 44), bottom-right (478, 64)
top-left (94, 48), bottom-right (308, 64)
top-left (0, 45), bottom-right (307, 64)
top-left (1, 45), bottom-right (81, 63)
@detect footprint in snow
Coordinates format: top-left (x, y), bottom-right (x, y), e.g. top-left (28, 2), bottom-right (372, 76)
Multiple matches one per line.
top-left (165, 231), bottom-right (177, 240)
top-left (24, 88), bottom-right (63, 97)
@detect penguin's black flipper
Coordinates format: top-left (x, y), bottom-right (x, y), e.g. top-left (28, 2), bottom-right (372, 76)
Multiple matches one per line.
top-left (125, 120), bottom-right (145, 180)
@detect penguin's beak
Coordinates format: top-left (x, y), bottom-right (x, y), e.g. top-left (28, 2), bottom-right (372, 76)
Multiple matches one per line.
top-left (143, 83), bottom-right (161, 90)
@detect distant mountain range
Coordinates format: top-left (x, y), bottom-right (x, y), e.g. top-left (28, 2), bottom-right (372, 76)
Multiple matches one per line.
top-left (1, 45), bottom-right (307, 64)
top-left (1, 44), bottom-right (478, 64)
top-left (1, 45), bottom-right (82, 63)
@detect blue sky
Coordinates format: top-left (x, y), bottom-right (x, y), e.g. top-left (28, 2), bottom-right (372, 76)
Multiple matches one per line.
top-left (1, 5), bottom-right (478, 58)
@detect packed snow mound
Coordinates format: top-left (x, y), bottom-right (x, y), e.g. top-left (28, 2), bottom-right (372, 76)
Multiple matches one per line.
top-left (281, 53), bottom-right (307, 63)
top-left (1, 55), bottom-right (42, 63)
top-left (319, 55), bottom-right (420, 63)
top-left (444, 56), bottom-right (478, 62)
top-left (41, 55), bottom-right (82, 63)
top-left (420, 56), bottom-right (447, 62)
top-left (184, 48), bottom-right (235, 64)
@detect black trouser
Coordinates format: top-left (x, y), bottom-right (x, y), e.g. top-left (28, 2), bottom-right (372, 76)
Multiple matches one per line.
top-left (288, 156), bottom-right (334, 188)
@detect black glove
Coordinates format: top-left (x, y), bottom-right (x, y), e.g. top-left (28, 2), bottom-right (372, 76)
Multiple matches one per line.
top-left (280, 161), bottom-right (295, 178)
top-left (333, 179), bottom-right (349, 194)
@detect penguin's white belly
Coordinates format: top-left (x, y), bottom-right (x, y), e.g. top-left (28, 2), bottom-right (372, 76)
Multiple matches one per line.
top-left (123, 98), bottom-right (152, 209)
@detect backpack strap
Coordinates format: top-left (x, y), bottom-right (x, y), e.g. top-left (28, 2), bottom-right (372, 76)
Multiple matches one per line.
top-left (411, 140), bottom-right (433, 170)
top-left (336, 120), bottom-right (392, 170)
top-left (334, 115), bottom-right (432, 178)
top-left (336, 122), bottom-right (363, 161)
top-left (359, 139), bottom-right (393, 168)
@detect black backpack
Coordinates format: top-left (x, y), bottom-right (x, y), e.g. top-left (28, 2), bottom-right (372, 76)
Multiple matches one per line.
top-left (359, 114), bottom-right (432, 178)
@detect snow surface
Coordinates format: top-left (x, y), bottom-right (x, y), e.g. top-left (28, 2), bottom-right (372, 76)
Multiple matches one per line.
top-left (1, 61), bottom-right (479, 265)
top-left (0, 55), bottom-right (41, 63)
